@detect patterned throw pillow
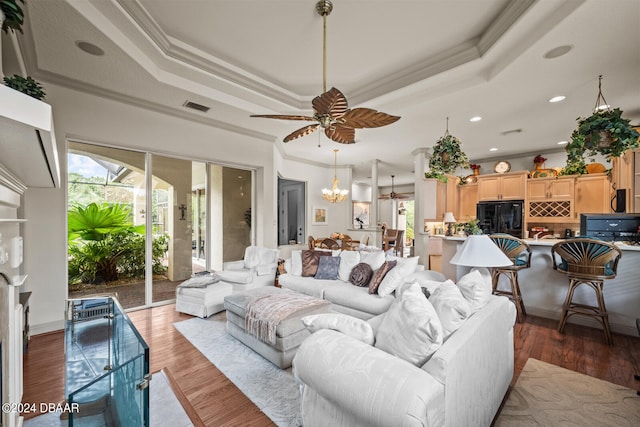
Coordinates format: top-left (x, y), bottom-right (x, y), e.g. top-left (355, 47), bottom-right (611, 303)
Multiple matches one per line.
top-left (301, 250), bottom-right (331, 277)
top-left (349, 262), bottom-right (374, 287)
top-left (368, 260), bottom-right (397, 294)
top-left (315, 256), bottom-right (341, 280)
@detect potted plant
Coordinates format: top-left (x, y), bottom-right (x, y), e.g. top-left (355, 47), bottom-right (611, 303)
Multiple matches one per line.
top-left (469, 163), bottom-right (481, 175)
top-left (571, 108), bottom-right (639, 159)
top-left (426, 131), bottom-right (469, 182)
top-left (3, 74), bottom-right (46, 100)
top-left (1, 0), bottom-right (25, 34)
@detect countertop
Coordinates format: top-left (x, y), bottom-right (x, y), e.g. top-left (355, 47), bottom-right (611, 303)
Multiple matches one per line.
top-left (440, 235), bottom-right (640, 251)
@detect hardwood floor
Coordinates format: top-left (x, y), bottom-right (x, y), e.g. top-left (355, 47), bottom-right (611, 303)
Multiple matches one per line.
top-left (22, 304), bottom-right (640, 426)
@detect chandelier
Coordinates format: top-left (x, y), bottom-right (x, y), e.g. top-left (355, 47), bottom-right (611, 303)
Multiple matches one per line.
top-left (322, 149), bottom-right (349, 203)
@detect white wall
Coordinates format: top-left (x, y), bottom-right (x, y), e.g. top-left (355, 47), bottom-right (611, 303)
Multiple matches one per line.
top-left (25, 83), bottom-right (280, 332)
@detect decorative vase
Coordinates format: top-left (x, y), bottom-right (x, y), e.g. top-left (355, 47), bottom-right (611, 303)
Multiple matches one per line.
top-left (473, 168), bottom-right (480, 176)
top-left (534, 162), bottom-right (544, 170)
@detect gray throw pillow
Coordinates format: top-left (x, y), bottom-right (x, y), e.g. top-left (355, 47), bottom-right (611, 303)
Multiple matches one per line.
top-left (349, 262), bottom-right (373, 287)
top-left (315, 256), bottom-right (340, 280)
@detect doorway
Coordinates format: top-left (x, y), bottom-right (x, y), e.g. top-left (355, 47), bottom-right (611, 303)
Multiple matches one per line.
top-left (278, 178), bottom-right (305, 246)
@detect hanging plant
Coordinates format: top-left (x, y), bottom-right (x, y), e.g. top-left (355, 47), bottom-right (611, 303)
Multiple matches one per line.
top-left (562, 76), bottom-right (639, 174)
top-left (3, 74), bottom-right (46, 100)
top-left (426, 117), bottom-right (469, 182)
top-left (1, 0), bottom-right (25, 34)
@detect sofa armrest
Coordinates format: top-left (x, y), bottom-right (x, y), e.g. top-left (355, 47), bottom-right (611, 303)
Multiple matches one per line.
top-left (222, 260), bottom-right (248, 271)
top-left (256, 262), bottom-right (277, 276)
top-left (293, 329), bottom-right (444, 427)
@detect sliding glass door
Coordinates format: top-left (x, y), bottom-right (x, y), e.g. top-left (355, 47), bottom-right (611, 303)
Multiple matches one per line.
top-left (68, 142), bottom-right (254, 309)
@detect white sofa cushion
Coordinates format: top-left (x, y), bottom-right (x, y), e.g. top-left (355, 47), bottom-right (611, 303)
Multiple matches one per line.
top-left (290, 250), bottom-right (303, 276)
top-left (359, 250), bottom-right (386, 271)
top-left (215, 269), bottom-right (253, 284)
top-left (302, 313), bottom-right (375, 345)
top-left (375, 282), bottom-right (443, 366)
top-left (377, 255), bottom-right (419, 297)
top-left (429, 280), bottom-right (471, 340)
top-left (456, 268), bottom-right (492, 313)
top-left (338, 250), bottom-right (361, 282)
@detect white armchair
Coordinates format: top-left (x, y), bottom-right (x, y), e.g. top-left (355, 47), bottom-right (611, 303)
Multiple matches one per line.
top-left (216, 246), bottom-right (279, 291)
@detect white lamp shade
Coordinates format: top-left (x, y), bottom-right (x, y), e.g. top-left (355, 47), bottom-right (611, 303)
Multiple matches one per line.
top-left (450, 235), bottom-right (512, 267)
top-left (443, 212), bottom-right (456, 223)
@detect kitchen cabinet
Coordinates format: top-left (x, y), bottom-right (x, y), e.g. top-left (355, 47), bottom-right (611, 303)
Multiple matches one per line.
top-left (574, 173), bottom-right (612, 216)
top-left (477, 171), bottom-right (527, 201)
top-left (457, 183), bottom-right (478, 220)
top-left (526, 175), bottom-right (574, 223)
top-left (527, 176), bottom-right (574, 201)
top-left (611, 146), bottom-right (640, 213)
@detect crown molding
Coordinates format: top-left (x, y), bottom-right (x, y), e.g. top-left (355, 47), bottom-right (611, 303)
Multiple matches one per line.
top-left (477, 0), bottom-right (537, 56)
top-left (0, 165), bottom-right (28, 196)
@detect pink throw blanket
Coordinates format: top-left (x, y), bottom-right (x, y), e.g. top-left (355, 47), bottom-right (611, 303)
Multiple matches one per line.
top-left (245, 291), bottom-right (329, 344)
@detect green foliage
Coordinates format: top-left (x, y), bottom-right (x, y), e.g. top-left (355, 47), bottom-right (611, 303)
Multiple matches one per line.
top-left (563, 108), bottom-right (640, 171)
top-left (424, 171), bottom-right (448, 183)
top-left (428, 134), bottom-right (469, 179)
top-left (0, 0), bottom-right (25, 34)
top-left (68, 202), bottom-right (143, 241)
top-left (67, 203), bottom-right (167, 285)
top-left (463, 218), bottom-right (482, 235)
top-left (404, 201), bottom-right (414, 240)
top-left (3, 75), bottom-right (46, 100)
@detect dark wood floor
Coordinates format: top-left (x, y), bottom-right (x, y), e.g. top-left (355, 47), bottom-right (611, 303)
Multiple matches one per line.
top-left (22, 304), bottom-right (640, 425)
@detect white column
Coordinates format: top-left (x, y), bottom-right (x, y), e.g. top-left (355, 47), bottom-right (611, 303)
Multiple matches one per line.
top-left (413, 148), bottom-right (430, 266)
top-left (370, 159), bottom-right (379, 246)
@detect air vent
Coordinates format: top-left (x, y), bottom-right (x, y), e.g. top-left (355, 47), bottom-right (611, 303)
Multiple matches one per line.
top-left (183, 101), bottom-right (210, 113)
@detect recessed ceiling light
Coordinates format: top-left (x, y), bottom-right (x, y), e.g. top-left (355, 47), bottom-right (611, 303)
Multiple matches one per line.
top-left (549, 95), bottom-right (566, 103)
top-left (557, 140), bottom-right (568, 145)
top-left (596, 104), bottom-right (610, 111)
top-left (543, 45), bottom-right (573, 59)
top-left (469, 116), bottom-right (482, 122)
top-left (489, 147), bottom-right (498, 152)
top-left (75, 41), bottom-right (104, 56)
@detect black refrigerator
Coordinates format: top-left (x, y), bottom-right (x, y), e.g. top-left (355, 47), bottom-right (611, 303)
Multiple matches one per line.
top-left (476, 200), bottom-right (524, 238)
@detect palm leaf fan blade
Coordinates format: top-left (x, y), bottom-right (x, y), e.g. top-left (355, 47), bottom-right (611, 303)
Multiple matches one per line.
top-left (325, 124), bottom-right (355, 144)
top-left (283, 124), bottom-right (321, 142)
top-left (313, 87), bottom-right (349, 118)
top-left (250, 114), bottom-right (317, 121)
top-left (342, 108), bottom-right (401, 128)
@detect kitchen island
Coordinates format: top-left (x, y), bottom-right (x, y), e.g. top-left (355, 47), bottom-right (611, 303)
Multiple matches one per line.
top-left (441, 236), bottom-right (640, 336)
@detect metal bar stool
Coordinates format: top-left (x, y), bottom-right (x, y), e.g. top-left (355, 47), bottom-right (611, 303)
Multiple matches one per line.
top-left (489, 234), bottom-right (531, 323)
top-left (551, 238), bottom-right (622, 345)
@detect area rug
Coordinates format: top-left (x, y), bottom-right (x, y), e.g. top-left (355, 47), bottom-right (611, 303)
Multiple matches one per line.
top-left (495, 358), bottom-right (640, 426)
top-left (173, 312), bottom-right (302, 427)
top-left (23, 369), bottom-right (192, 427)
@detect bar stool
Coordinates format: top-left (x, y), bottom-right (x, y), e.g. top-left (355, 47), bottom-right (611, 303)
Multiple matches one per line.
top-left (551, 238), bottom-right (622, 345)
top-left (489, 234), bottom-right (531, 322)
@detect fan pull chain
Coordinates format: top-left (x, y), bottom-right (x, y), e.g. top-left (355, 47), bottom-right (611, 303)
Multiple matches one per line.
top-left (593, 75), bottom-right (609, 112)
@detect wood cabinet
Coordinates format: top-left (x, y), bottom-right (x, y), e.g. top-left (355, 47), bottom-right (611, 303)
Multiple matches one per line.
top-left (527, 176), bottom-right (574, 201)
top-left (526, 176), bottom-right (574, 223)
top-left (477, 171), bottom-right (527, 201)
top-left (457, 183), bottom-right (478, 221)
top-left (574, 173), bottom-right (613, 216)
top-left (611, 146), bottom-right (640, 213)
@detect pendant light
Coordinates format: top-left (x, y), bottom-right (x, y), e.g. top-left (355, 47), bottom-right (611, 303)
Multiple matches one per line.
top-left (322, 149), bottom-right (349, 203)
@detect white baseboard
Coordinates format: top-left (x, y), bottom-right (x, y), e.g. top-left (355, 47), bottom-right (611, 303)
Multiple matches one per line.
top-left (30, 319), bottom-right (64, 336)
top-left (526, 306), bottom-right (637, 337)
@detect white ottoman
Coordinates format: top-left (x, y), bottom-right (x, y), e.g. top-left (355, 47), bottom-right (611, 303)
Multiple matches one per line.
top-left (176, 282), bottom-right (233, 318)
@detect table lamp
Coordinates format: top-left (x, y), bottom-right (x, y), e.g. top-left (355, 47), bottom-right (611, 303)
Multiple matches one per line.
top-left (443, 212), bottom-right (456, 236)
top-left (450, 234), bottom-right (513, 282)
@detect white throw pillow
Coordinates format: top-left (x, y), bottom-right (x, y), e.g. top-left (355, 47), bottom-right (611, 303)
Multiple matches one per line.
top-left (375, 282), bottom-right (443, 366)
top-left (456, 268), bottom-right (492, 313)
top-left (359, 250), bottom-right (386, 271)
top-left (377, 256), bottom-right (419, 297)
top-left (429, 280), bottom-right (471, 340)
top-left (302, 313), bottom-right (375, 345)
top-left (290, 250), bottom-right (303, 276)
top-left (338, 251), bottom-right (361, 282)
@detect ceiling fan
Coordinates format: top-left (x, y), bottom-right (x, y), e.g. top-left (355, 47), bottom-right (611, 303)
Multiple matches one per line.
top-left (378, 175), bottom-right (413, 200)
top-left (250, 0), bottom-right (400, 144)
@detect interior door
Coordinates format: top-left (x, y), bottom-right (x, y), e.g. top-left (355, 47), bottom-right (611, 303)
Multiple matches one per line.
top-left (278, 178), bottom-right (305, 245)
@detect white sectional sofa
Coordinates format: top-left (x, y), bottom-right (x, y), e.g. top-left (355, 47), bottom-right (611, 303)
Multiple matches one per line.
top-left (279, 249), bottom-right (446, 319)
top-left (293, 294), bottom-right (517, 427)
